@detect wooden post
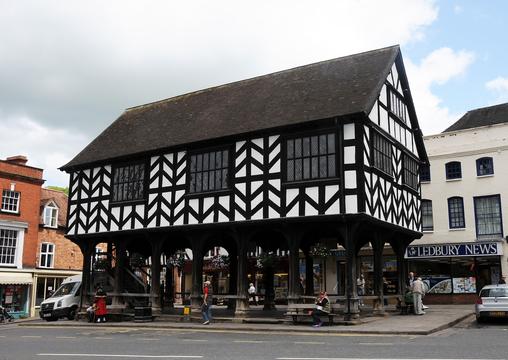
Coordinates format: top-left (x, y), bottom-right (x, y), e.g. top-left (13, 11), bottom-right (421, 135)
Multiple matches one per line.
top-left (112, 241), bottom-right (126, 308)
top-left (304, 249), bottom-right (314, 296)
top-left (79, 241), bottom-right (93, 312)
top-left (150, 240), bottom-right (163, 314)
top-left (190, 237), bottom-right (204, 311)
top-left (372, 235), bottom-right (386, 315)
top-left (343, 224), bottom-right (359, 321)
top-left (235, 235), bottom-right (249, 316)
top-left (287, 232), bottom-right (301, 305)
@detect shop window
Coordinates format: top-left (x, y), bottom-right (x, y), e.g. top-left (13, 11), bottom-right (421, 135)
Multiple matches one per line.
top-left (448, 197), bottom-right (465, 229)
top-left (372, 132), bottom-right (392, 176)
top-left (421, 200), bottom-right (433, 231)
top-left (445, 161), bottom-right (462, 180)
top-left (111, 163), bottom-right (145, 203)
top-left (476, 157), bottom-right (494, 176)
top-left (1, 190), bottom-right (20, 213)
top-left (419, 164), bottom-right (431, 182)
top-left (189, 149), bottom-right (229, 193)
top-left (0, 228), bottom-right (18, 265)
top-left (409, 259), bottom-right (452, 294)
top-left (474, 195), bottom-right (503, 240)
top-left (286, 133), bottom-right (336, 182)
top-left (43, 203), bottom-right (58, 228)
top-left (40, 243), bottom-right (54, 268)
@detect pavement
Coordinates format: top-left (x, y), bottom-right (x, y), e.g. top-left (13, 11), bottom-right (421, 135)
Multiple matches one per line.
top-left (15, 304), bottom-right (475, 335)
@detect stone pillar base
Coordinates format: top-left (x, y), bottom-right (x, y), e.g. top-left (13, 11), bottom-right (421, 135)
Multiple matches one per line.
top-left (343, 296), bottom-right (360, 320)
top-left (190, 295), bottom-right (202, 311)
top-left (235, 297), bottom-right (249, 316)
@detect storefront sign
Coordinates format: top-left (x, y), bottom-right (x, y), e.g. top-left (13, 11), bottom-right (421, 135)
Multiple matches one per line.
top-left (405, 242), bottom-right (503, 259)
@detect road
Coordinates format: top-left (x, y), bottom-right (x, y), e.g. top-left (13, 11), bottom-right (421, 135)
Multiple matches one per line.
top-left (1, 318), bottom-right (507, 360)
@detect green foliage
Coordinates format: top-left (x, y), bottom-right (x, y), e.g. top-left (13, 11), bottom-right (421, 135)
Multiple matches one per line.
top-left (46, 186), bottom-right (69, 195)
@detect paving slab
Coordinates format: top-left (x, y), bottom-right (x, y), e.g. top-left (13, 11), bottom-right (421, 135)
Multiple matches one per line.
top-left (16, 304), bottom-right (474, 335)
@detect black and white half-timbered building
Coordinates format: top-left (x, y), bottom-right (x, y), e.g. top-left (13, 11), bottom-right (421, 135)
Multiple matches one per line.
top-left (61, 45), bottom-right (428, 320)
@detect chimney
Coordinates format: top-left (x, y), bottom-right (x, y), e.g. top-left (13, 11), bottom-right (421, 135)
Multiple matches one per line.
top-left (6, 155), bottom-right (28, 166)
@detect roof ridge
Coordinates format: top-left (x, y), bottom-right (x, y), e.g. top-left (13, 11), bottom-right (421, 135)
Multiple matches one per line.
top-left (125, 45), bottom-right (400, 113)
top-left (466, 101), bottom-right (508, 114)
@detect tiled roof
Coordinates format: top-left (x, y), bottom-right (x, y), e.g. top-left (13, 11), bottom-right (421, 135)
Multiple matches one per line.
top-left (444, 103), bottom-right (508, 132)
top-left (62, 46), bottom-right (401, 170)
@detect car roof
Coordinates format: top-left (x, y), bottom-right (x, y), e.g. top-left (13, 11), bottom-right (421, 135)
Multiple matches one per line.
top-left (481, 284), bottom-right (508, 290)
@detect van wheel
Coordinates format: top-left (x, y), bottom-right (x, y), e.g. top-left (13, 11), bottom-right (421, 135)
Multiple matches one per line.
top-left (67, 307), bottom-right (77, 320)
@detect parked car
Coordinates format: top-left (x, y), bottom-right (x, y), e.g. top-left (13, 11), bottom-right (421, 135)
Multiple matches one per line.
top-left (39, 275), bottom-right (81, 321)
top-left (475, 284), bottom-right (508, 322)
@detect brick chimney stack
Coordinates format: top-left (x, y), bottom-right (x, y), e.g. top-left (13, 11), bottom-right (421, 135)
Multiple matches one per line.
top-left (6, 155), bottom-right (28, 165)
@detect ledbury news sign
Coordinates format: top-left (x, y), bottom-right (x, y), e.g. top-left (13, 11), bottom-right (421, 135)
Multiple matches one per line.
top-left (405, 242), bottom-right (503, 259)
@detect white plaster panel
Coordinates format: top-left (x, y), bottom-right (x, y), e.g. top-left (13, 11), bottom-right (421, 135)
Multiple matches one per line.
top-left (251, 181), bottom-right (263, 194)
top-left (305, 187), bottom-right (319, 203)
top-left (237, 165), bottom-right (247, 177)
top-left (344, 171), bottom-right (357, 189)
top-left (203, 197), bottom-right (214, 213)
top-left (344, 146), bottom-right (356, 164)
top-left (252, 138), bottom-right (263, 149)
top-left (325, 185), bottom-right (339, 203)
top-left (343, 123), bottom-right (355, 140)
top-left (189, 199), bottom-right (199, 213)
top-left (369, 102), bottom-right (379, 125)
top-left (219, 196), bottom-right (229, 211)
top-left (286, 188), bottom-right (299, 205)
top-left (268, 135), bottom-right (279, 147)
top-left (305, 202), bottom-right (318, 216)
top-left (346, 195), bottom-right (358, 213)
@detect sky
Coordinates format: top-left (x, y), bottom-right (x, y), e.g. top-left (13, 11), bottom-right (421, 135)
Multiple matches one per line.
top-left (1, 0), bottom-right (507, 187)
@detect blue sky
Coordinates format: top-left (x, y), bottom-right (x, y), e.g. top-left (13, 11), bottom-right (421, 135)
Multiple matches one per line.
top-left (0, 0), bottom-right (507, 186)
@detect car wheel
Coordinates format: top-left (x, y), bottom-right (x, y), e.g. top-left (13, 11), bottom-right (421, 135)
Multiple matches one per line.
top-left (45, 317), bottom-right (58, 322)
top-left (67, 307), bottom-right (77, 320)
top-left (476, 315), bottom-right (484, 324)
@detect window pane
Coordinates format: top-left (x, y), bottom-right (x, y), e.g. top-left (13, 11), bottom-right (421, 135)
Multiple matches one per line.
top-left (215, 151), bottom-right (222, 169)
top-left (221, 169), bottom-right (228, 188)
top-left (294, 138), bottom-right (302, 157)
top-left (203, 153), bottom-right (209, 171)
top-left (215, 170), bottom-right (221, 190)
top-left (319, 156), bottom-right (327, 177)
top-left (287, 160), bottom-right (294, 181)
top-left (303, 137), bottom-right (310, 157)
top-left (287, 140), bottom-right (294, 159)
top-left (311, 157), bottom-right (319, 178)
top-left (311, 136), bottom-right (319, 156)
top-left (203, 172), bottom-right (209, 191)
top-left (328, 155), bottom-right (336, 177)
top-left (319, 135), bottom-right (327, 154)
top-left (303, 158), bottom-right (310, 179)
top-left (295, 159), bottom-right (303, 181)
top-left (222, 150), bottom-right (228, 166)
top-left (327, 134), bottom-right (335, 154)
top-left (196, 173), bottom-right (202, 192)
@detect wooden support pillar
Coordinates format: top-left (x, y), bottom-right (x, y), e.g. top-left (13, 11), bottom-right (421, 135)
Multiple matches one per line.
top-left (304, 249), bottom-right (314, 296)
top-left (343, 224), bottom-right (359, 321)
top-left (79, 241), bottom-right (93, 312)
top-left (287, 233), bottom-right (301, 305)
top-left (393, 238), bottom-right (410, 303)
top-left (150, 240), bottom-right (163, 314)
top-left (190, 237), bottom-right (205, 310)
top-left (228, 248), bottom-right (238, 310)
top-left (112, 241), bottom-right (126, 308)
top-left (372, 236), bottom-right (386, 315)
top-left (235, 236), bottom-right (249, 316)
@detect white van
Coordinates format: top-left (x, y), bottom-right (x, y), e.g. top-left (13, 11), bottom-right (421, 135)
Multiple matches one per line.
top-left (39, 274), bottom-right (81, 321)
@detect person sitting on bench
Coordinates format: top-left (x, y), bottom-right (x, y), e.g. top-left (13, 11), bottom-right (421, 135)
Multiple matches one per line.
top-left (311, 291), bottom-right (330, 327)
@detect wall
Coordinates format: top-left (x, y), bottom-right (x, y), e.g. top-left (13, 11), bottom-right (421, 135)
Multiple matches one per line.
top-left (37, 227), bottom-right (83, 270)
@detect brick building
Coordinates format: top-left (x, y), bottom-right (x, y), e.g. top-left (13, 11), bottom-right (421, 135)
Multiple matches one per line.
top-left (0, 156), bottom-right (82, 317)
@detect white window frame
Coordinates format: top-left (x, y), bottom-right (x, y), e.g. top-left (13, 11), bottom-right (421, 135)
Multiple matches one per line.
top-left (39, 242), bottom-right (55, 268)
top-left (1, 190), bottom-right (20, 213)
top-left (0, 221), bottom-right (26, 268)
top-left (43, 203), bottom-right (59, 228)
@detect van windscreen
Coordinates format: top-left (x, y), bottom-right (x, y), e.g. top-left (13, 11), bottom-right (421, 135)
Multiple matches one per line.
top-left (52, 282), bottom-right (79, 297)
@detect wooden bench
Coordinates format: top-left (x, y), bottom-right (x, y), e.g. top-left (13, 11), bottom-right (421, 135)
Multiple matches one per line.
top-left (285, 303), bottom-right (343, 325)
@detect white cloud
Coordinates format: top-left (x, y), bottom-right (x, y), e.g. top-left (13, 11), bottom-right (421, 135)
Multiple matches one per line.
top-left (0, 0), bottom-right (439, 183)
top-left (485, 77), bottom-right (508, 104)
top-left (405, 47), bottom-right (475, 135)
top-left (0, 111), bottom-right (89, 187)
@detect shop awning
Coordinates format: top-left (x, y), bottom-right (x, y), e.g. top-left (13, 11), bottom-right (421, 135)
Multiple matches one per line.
top-left (0, 272), bottom-right (33, 285)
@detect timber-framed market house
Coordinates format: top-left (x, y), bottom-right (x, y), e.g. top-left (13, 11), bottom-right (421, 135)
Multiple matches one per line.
top-left (61, 45), bottom-right (428, 320)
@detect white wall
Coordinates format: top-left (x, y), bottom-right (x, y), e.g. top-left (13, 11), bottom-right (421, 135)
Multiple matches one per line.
top-left (414, 122), bottom-right (508, 277)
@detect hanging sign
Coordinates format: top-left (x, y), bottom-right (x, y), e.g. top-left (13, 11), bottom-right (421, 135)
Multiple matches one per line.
top-left (405, 242), bottom-right (502, 259)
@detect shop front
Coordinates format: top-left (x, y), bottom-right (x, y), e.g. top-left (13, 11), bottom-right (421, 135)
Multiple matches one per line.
top-left (0, 271), bottom-right (33, 318)
top-left (406, 241), bottom-right (503, 304)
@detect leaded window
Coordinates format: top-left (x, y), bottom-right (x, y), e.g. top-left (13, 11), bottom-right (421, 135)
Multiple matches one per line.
top-left (476, 157), bottom-right (494, 176)
top-left (421, 200), bottom-right (433, 231)
top-left (445, 161), bottom-right (462, 180)
top-left (372, 132), bottom-right (392, 175)
top-left (40, 243), bottom-right (54, 268)
top-left (389, 89), bottom-right (408, 123)
top-left (112, 163), bottom-right (145, 202)
top-left (286, 133), bottom-right (336, 182)
top-left (420, 164), bottom-right (431, 182)
top-left (0, 229), bottom-right (18, 265)
top-left (189, 150), bottom-right (229, 193)
top-left (1, 190), bottom-right (20, 213)
top-left (448, 197), bottom-right (465, 229)
top-left (403, 154), bottom-right (418, 190)
top-left (474, 195), bottom-right (503, 240)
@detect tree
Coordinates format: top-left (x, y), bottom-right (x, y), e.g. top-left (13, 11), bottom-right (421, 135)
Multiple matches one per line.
top-left (46, 186), bottom-right (69, 195)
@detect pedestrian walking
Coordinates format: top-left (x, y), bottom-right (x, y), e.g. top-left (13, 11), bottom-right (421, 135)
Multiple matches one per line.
top-left (411, 277), bottom-right (426, 315)
top-left (202, 280), bottom-right (213, 325)
top-left (248, 283), bottom-right (257, 305)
